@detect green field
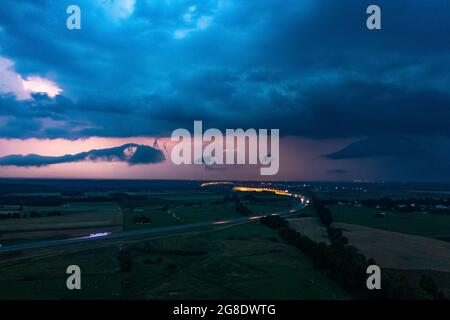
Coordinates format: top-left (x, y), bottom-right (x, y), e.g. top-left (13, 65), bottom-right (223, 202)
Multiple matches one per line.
top-left (0, 222), bottom-right (350, 300)
top-left (123, 206), bottom-right (178, 230)
top-left (0, 188), bottom-right (349, 300)
top-left (1, 191), bottom-right (296, 241)
top-left (246, 202), bottom-right (291, 215)
top-left (0, 246), bottom-right (123, 299)
top-left (330, 205), bottom-right (450, 239)
top-left (171, 203), bottom-right (241, 223)
top-left (122, 192), bottom-right (295, 231)
top-left (123, 201), bottom-right (286, 231)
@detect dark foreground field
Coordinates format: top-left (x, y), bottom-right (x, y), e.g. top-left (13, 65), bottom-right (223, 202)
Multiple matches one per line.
top-left (0, 222), bottom-right (349, 299)
top-left (0, 180), bottom-right (351, 299)
top-left (1, 180), bottom-right (450, 299)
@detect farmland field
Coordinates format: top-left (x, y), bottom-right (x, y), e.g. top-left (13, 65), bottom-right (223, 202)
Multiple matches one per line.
top-left (335, 223), bottom-right (450, 273)
top-left (287, 217), bottom-right (330, 244)
top-left (1, 179), bottom-right (449, 300)
top-left (0, 222), bottom-right (350, 300)
top-left (329, 205), bottom-right (450, 239)
top-left (0, 202), bottom-right (123, 243)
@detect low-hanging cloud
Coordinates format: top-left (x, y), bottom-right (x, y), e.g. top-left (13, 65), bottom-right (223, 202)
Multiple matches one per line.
top-left (0, 143), bottom-right (165, 167)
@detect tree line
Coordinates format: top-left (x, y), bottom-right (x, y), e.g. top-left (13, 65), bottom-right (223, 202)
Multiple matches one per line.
top-left (0, 210), bottom-right (62, 220)
top-left (321, 197), bottom-right (450, 213)
top-left (260, 214), bottom-right (445, 299)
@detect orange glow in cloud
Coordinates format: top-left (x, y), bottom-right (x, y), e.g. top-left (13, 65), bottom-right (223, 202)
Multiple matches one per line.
top-left (22, 76), bottom-right (62, 98)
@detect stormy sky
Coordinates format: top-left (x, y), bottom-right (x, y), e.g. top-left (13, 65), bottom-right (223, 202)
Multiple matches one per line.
top-left (0, 0), bottom-right (449, 181)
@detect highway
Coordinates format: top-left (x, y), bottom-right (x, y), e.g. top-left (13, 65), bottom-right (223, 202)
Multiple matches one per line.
top-left (0, 198), bottom-right (307, 254)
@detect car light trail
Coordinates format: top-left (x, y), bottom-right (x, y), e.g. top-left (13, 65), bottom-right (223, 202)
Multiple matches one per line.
top-left (232, 186), bottom-right (290, 196)
top-left (213, 220), bottom-right (230, 225)
top-left (201, 182), bottom-right (235, 187)
top-left (80, 232), bottom-right (111, 239)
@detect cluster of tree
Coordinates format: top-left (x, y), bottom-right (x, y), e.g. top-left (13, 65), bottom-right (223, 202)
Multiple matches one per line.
top-left (66, 194), bottom-right (173, 207)
top-left (327, 227), bottom-right (348, 246)
top-left (260, 214), bottom-right (445, 299)
top-left (235, 199), bottom-right (251, 216)
top-left (314, 202), bottom-right (333, 228)
top-left (214, 193), bottom-right (251, 204)
top-left (0, 210), bottom-right (62, 220)
top-left (0, 212), bottom-right (22, 220)
top-left (313, 200), bottom-right (349, 247)
top-left (321, 197), bottom-right (450, 213)
top-left (260, 215), bottom-right (288, 229)
top-left (31, 210), bottom-right (63, 218)
top-left (369, 271), bottom-right (445, 300)
top-left (133, 215), bottom-right (152, 225)
top-left (0, 196), bottom-right (64, 207)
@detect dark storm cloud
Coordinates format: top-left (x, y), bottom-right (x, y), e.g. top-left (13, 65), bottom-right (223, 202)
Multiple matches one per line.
top-left (325, 137), bottom-right (424, 159)
top-left (290, 80), bottom-right (450, 138)
top-left (323, 135), bottom-right (450, 182)
top-left (0, 0), bottom-right (449, 141)
top-left (0, 144), bottom-right (165, 167)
